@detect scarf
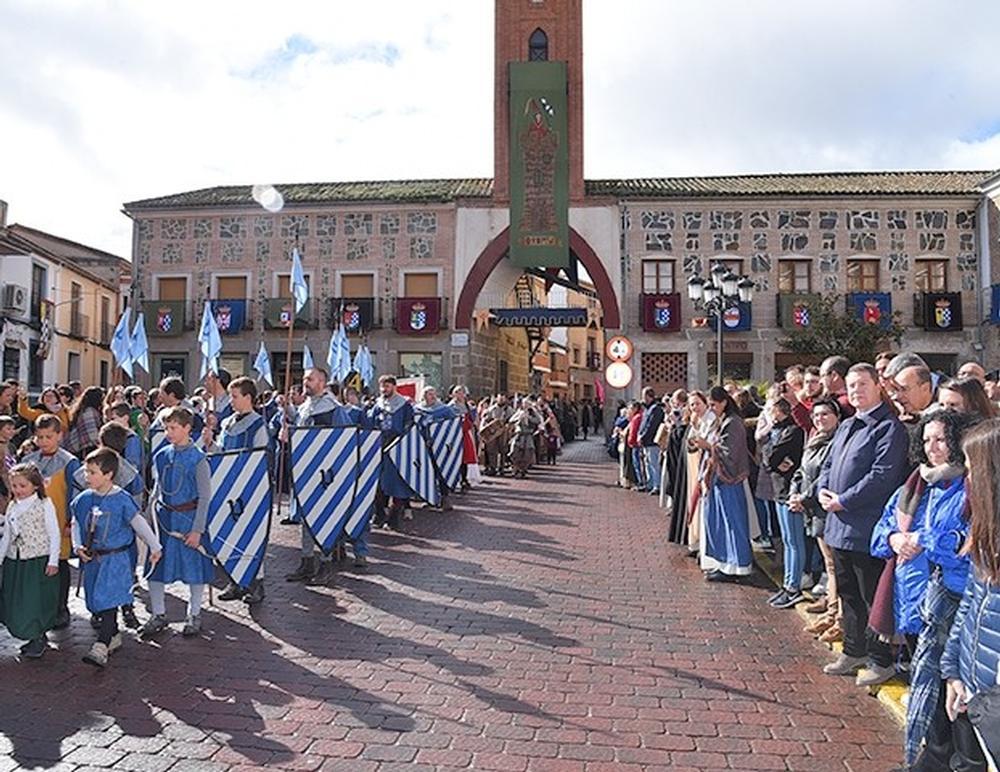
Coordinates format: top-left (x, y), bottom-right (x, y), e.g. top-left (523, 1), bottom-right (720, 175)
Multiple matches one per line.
top-left (869, 463), bottom-right (966, 642)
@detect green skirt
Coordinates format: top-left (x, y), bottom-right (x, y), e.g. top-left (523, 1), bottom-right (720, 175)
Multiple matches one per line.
top-left (0, 555), bottom-right (59, 641)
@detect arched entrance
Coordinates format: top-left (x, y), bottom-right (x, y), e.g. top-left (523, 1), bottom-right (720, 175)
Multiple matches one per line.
top-left (454, 226), bottom-right (621, 330)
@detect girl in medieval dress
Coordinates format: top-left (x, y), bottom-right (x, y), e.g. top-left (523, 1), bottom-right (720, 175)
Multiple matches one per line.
top-left (684, 391), bottom-right (717, 558)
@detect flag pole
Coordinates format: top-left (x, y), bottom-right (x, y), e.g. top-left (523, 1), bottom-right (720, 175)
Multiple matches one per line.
top-left (276, 227), bottom-right (300, 522)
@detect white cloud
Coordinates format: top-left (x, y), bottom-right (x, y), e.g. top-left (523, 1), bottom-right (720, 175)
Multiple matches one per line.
top-left (1, 0), bottom-right (998, 257)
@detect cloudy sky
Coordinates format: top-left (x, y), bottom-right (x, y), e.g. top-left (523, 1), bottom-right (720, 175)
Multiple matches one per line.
top-left (2, 0), bottom-right (999, 257)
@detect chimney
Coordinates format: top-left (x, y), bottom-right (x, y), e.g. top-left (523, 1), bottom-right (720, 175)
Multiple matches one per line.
top-left (0, 199), bottom-right (7, 228)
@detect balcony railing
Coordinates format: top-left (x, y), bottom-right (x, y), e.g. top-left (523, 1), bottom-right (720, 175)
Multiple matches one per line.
top-left (70, 312), bottom-right (89, 338)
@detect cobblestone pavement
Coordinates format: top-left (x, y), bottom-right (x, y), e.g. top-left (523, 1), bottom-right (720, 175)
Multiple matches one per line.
top-left (0, 438), bottom-right (902, 771)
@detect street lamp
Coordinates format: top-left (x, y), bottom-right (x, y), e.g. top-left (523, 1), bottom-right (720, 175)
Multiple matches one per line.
top-left (687, 263), bottom-right (755, 386)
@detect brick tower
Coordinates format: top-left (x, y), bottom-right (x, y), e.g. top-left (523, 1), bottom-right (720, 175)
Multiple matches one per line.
top-left (493, 0), bottom-right (584, 203)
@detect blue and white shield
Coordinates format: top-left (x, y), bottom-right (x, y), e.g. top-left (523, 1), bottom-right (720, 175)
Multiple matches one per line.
top-left (206, 447), bottom-right (272, 588)
top-left (388, 423), bottom-right (440, 506)
top-left (291, 426), bottom-right (383, 552)
top-left (422, 416), bottom-right (463, 492)
top-left (654, 305), bottom-right (671, 328)
top-left (148, 426), bottom-right (170, 467)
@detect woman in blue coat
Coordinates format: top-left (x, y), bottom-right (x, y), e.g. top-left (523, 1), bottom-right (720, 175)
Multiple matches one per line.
top-left (871, 409), bottom-right (974, 768)
top-left (942, 417), bottom-right (1000, 772)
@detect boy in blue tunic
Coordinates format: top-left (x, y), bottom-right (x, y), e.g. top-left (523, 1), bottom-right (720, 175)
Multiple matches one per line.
top-left (367, 375), bottom-right (416, 531)
top-left (140, 406), bottom-right (214, 639)
top-left (73, 448), bottom-right (161, 667)
top-left (107, 402), bottom-right (145, 472)
top-left (210, 377), bottom-right (269, 605)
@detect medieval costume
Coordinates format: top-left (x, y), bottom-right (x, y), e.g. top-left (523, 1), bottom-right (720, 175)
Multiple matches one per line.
top-left (701, 410), bottom-right (754, 578)
top-left (369, 393), bottom-right (416, 530)
top-left (508, 404), bottom-right (541, 477)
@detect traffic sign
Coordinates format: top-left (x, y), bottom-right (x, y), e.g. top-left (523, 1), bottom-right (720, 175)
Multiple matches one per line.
top-left (605, 361), bottom-right (633, 389)
top-left (605, 335), bottom-right (633, 362)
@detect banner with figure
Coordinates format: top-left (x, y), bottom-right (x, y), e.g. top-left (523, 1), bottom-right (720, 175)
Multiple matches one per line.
top-left (290, 426), bottom-right (382, 553)
top-left (206, 447), bottom-right (272, 588)
top-left (387, 423), bottom-right (440, 507)
top-left (422, 416), bottom-right (463, 492)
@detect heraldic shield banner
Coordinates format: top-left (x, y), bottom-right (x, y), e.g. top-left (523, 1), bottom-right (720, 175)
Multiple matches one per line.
top-left (206, 447), bottom-right (272, 588)
top-left (388, 423), bottom-right (441, 507)
top-left (290, 426), bottom-right (382, 553)
top-left (421, 415), bottom-right (464, 492)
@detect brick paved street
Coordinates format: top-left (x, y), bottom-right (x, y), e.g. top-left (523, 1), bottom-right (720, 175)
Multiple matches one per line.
top-left (0, 439), bottom-right (902, 771)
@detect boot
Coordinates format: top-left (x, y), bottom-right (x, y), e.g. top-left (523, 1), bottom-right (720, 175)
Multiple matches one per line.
top-left (819, 623), bottom-right (843, 644)
top-left (82, 642), bottom-right (109, 668)
top-left (285, 556), bottom-right (317, 582)
top-left (218, 581), bottom-right (246, 601)
top-left (306, 560), bottom-right (336, 587)
top-left (181, 615), bottom-right (202, 637)
top-left (244, 579), bottom-right (265, 605)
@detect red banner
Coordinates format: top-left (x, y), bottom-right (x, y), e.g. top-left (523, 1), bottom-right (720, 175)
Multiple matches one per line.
top-left (641, 293), bottom-right (682, 332)
top-left (396, 297), bottom-right (441, 336)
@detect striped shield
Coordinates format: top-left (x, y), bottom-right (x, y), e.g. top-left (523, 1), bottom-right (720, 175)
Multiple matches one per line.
top-left (206, 447), bottom-right (272, 588)
top-left (148, 426), bottom-right (170, 465)
top-left (423, 416), bottom-right (463, 492)
top-left (388, 424), bottom-right (440, 507)
top-left (291, 426), bottom-right (382, 552)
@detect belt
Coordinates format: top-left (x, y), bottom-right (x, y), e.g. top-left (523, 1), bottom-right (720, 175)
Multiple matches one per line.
top-left (162, 500), bottom-right (197, 512)
top-left (93, 544), bottom-right (132, 557)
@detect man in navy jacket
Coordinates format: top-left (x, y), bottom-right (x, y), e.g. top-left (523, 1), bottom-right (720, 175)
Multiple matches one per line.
top-left (816, 362), bottom-right (908, 686)
top-left (637, 387), bottom-right (664, 495)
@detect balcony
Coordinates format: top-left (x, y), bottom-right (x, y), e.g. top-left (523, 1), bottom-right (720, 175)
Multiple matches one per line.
top-left (99, 321), bottom-right (114, 345)
top-left (585, 352), bottom-right (601, 371)
top-left (264, 298), bottom-right (317, 329)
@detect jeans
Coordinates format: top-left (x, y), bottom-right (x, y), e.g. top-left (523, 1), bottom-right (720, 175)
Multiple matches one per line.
top-left (644, 446), bottom-right (661, 492)
top-left (631, 448), bottom-right (646, 488)
top-left (753, 498), bottom-right (776, 540)
top-left (776, 502), bottom-right (806, 591)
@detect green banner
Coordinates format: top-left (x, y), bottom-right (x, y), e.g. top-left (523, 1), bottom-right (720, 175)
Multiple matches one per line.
top-left (509, 61), bottom-right (569, 268)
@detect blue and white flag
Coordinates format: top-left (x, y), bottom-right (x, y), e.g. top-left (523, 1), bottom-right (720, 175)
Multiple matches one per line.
top-left (253, 341), bottom-right (273, 386)
top-left (110, 309), bottom-right (133, 378)
top-left (206, 447), bottom-right (272, 588)
top-left (388, 423), bottom-right (439, 506)
top-left (352, 344), bottom-right (375, 388)
top-left (198, 300), bottom-right (223, 380)
top-left (148, 425), bottom-right (170, 465)
top-left (325, 327), bottom-right (341, 377)
top-left (130, 312), bottom-right (149, 374)
top-left (290, 426), bottom-right (383, 552)
top-left (303, 343), bottom-right (314, 370)
top-left (423, 416), bottom-right (463, 492)
top-left (291, 247), bottom-right (309, 314)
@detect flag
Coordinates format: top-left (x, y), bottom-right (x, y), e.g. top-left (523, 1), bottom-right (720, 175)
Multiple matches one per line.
top-left (110, 309), bottom-right (133, 378)
top-left (198, 300), bottom-right (223, 380)
top-left (387, 423), bottom-right (440, 506)
top-left (335, 325), bottom-right (351, 383)
top-left (290, 426), bottom-right (382, 552)
top-left (594, 376), bottom-right (606, 405)
top-left (253, 341), bottom-right (273, 386)
top-left (303, 343), bottom-right (314, 370)
top-left (352, 344), bottom-right (375, 388)
top-left (422, 416), bottom-right (463, 492)
top-left (291, 247), bottom-right (308, 314)
top-left (206, 447), bottom-right (272, 588)
top-left (326, 327), bottom-right (342, 378)
top-left (130, 312), bottom-right (149, 374)
top-left (148, 426), bottom-right (170, 464)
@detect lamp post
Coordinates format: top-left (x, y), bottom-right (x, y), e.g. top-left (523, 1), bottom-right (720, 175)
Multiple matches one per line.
top-left (687, 263), bottom-right (755, 386)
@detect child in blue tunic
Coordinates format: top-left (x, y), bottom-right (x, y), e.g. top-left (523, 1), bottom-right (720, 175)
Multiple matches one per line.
top-left (141, 406), bottom-right (213, 639)
top-left (72, 448), bottom-right (161, 667)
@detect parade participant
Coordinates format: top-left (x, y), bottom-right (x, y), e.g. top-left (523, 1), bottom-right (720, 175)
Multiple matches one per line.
top-left (447, 385), bottom-right (477, 491)
top-left (73, 448), bottom-right (161, 667)
top-left (204, 368), bottom-right (234, 424)
top-left (936, 378), bottom-right (997, 419)
top-left (764, 397), bottom-right (806, 608)
top-left (368, 375), bottom-right (416, 530)
top-left (0, 416), bottom-right (16, 514)
top-left (818, 363), bottom-right (909, 683)
top-left (695, 387), bottom-right (753, 582)
top-left (942, 418), bottom-right (1000, 771)
top-left (106, 402), bottom-right (144, 471)
top-left (415, 386), bottom-right (458, 511)
top-left (664, 392), bottom-right (692, 544)
top-left (870, 410), bottom-right (973, 766)
top-left (17, 387), bottom-right (69, 431)
top-left (508, 398), bottom-right (541, 478)
top-left (284, 368), bottom-right (352, 585)
top-left (685, 390), bottom-right (717, 556)
top-left (22, 414), bottom-right (80, 629)
top-left (141, 406), bottom-right (213, 638)
top-left (479, 397), bottom-right (508, 476)
top-left (65, 387), bottom-right (105, 459)
top-left (212, 377), bottom-right (269, 604)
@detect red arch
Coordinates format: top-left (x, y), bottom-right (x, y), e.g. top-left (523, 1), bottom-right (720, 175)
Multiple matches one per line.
top-left (454, 227), bottom-right (621, 329)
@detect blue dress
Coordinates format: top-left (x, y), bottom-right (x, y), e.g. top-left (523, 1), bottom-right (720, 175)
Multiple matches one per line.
top-left (701, 414), bottom-right (753, 576)
top-left (72, 488), bottom-right (140, 613)
top-left (368, 396), bottom-right (416, 499)
top-left (148, 444), bottom-right (214, 584)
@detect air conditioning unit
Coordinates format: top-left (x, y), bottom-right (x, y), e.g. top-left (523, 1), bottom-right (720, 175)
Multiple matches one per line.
top-left (2, 284), bottom-right (28, 314)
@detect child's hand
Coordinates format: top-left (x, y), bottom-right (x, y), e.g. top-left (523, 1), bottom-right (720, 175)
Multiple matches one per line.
top-left (184, 531), bottom-right (202, 549)
top-left (45, 564), bottom-right (58, 576)
top-left (149, 550), bottom-right (162, 564)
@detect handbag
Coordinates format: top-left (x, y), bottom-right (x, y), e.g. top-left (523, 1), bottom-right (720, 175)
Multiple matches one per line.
top-left (967, 686), bottom-right (1000, 768)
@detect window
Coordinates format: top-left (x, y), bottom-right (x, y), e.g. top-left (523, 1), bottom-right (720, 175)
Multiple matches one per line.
top-left (3, 347), bottom-right (19, 382)
top-left (30, 264), bottom-right (46, 324)
top-left (572, 347), bottom-right (581, 365)
top-left (157, 276), bottom-right (187, 300)
top-left (219, 354), bottom-right (247, 377)
top-left (708, 258), bottom-right (743, 276)
top-left (216, 276), bottom-right (247, 300)
top-left (528, 28), bottom-right (548, 61)
top-left (642, 260), bottom-right (674, 294)
top-left (341, 274), bottom-right (374, 297)
top-left (276, 274), bottom-right (311, 298)
top-left (28, 341), bottom-right (43, 391)
top-left (400, 352), bottom-right (443, 390)
top-left (67, 351), bottom-right (81, 382)
top-left (403, 272), bottom-right (438, 297)
top-left (846, 260), bottom-right (879, 292)
top-left (100, 296), bottom-right (111, 344)
top-left (915, 259), bottom-right (948, 292)
top-left (99, 360), bottom-right (109, 389)
top-left (778, 261), bottom-right (811, 293)
top-left (70, 282), bottom-right (84, 337)
top-left (158, 356), bottom-right (186, 382)
top-left (498, 359), bottom-right (509, 394)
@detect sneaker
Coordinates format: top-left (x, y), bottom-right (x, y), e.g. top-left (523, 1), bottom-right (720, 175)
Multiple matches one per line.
top-left (108, 633), bottom-right (123, 654)
top-left (121, 606), bottom-right (140, 630)
top-left (823, 653), bottom-right (866, 676)
top-left (811, 573), bottom-right (828, 596)
top-left (181, 615), bottom-right (202, 637)
top-left (856, 663), bottom-right (896, 687)
top-left (52, 609), bottom-right (71, 630)
top-left (772, 590), bottom-right (804, 609)
top-left (767, 588), bottom-right (786, 604)
top-left (140, 614), bottom-right (168, 638)
top-left (244, 579), bottom-right (265, 606)
top-left (218, 582), bottom-right (246, 602)
top-left (752, 536), bottom-right (773, 550)
top-left (20, 638), bottom-right (47, 659)
top-left (82, 642), bottom-right (109, 668)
